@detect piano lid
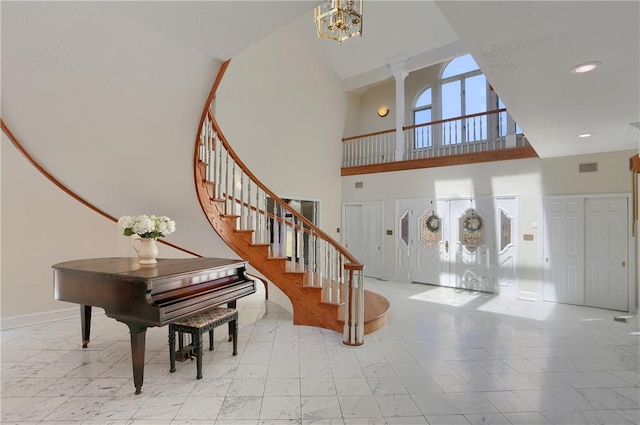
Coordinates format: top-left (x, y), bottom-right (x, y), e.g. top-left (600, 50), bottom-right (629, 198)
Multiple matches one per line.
top-left (52, 257), bottom-right (248, 281)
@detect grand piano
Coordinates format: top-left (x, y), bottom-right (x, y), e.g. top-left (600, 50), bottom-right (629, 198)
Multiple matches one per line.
top-left (53, 257), bottom-right (257, 394)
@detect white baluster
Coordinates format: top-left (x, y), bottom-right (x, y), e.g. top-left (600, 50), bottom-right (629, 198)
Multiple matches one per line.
top-left (357, 269), bottom-right (365, 344)
top-left (263, 192), bottom-right (268, 246)
top-left (224, 150), bottom-right (230, 212)
top-left (333, 250), bottom-right (340, 304)
top-left (231, 162), bottom-right (237, 218)
top-left (298, 218), bottom-right (304, 272)
top-left (327, 246), bottom-right (333, 303)
top-left (239, 170), bottom-right (244, 229)
top-left (273, 201), bottom-right (279, 257)
top-left (343, 266), bottom-right (351, 342)
top-left (252, 187), bottom-right (258, 242)
top-left (209, 123), bottom-right (215, 187)
top-left (216, 138), bottom-right (221, 197)
top-left (319, 239), bottom-right (325, 295)
top-left (308, 229), bottom-right (315, 286)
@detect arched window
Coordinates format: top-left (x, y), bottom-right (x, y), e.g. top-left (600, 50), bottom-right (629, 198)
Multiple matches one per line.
top-left (441, 53), bottom-right (488, 144)
top-left (413, 87), bottom-right (432, 148)
top-left (409, 53), bottom-right (523, 154)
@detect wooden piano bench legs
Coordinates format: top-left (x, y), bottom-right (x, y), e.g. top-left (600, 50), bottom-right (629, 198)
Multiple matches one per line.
top-left (168, 307), bottom-right (238, 379)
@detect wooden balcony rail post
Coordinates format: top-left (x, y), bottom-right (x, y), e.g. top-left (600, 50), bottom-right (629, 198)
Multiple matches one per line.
top-left (343, 262), bottom-right (365, 346)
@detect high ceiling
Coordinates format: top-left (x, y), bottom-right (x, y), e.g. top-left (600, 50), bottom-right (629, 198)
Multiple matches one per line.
top-left (121, 0), bottom-right (639, 159)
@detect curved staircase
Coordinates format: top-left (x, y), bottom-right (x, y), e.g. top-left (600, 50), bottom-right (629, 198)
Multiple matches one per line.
top-left (193, 61), bottom-right (389, 343)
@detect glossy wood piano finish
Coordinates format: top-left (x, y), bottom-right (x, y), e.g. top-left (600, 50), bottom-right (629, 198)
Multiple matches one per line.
top-left (53, 257), bottom-right (257, 394)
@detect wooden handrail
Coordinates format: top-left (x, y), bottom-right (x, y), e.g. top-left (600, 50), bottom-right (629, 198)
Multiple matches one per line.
top-left (402, 108), bottom-right (507, 131)
top-left (342, 108), bottom-right (509, 141)
top-left (193, 59), bottom-right (231, 200)
top-left (222, 195), bottom-right (314, 235)
top-left (195, 62), bottom-right (360, 266)
top-left (1, 118), bottom-right (201, 258)
top-left (342, 128), bottom-right (396, 142)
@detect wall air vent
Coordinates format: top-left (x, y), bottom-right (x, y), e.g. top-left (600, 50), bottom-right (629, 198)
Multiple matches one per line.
top-left (579, 163), bottom-right (598, 173)
top-left (355, 181), bottom-right (363, 188)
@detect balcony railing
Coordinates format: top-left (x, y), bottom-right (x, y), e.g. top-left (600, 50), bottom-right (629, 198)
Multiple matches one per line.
top-left (342, 108), bottom-right (533, 170)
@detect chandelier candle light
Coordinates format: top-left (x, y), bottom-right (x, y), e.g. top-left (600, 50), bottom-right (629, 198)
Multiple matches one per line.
top-left (314, 0), bottom-right (363, 44)
top-left (118, 215), bottom-right (176, 265)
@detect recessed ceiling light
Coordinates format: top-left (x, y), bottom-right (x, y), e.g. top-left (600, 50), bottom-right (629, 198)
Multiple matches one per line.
top-left (578, 133), bottom-right (592, 138)
top-left (571, 61), bottom-right (602, 74)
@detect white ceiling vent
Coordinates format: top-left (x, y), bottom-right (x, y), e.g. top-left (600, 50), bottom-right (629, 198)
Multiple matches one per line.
top-left (579, 163), bottom-right (598, 173)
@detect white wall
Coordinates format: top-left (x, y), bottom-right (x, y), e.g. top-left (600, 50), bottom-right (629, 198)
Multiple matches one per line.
top-left (1, 2), bottom-right (349, 324)
top-left (215, 24), bottom-right (345, 244)
top-left (1, 2), bottom-right (227, 322)
top-left (341, 150), bottom-right (634, 298)
top-left (215, 24), bottom-right (347, 312)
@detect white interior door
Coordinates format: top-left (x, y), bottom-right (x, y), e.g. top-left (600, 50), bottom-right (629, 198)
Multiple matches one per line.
top-left (584, 197), bottom-right (629, 311)
top-left (450, 198), bottom-right (496, 293)
top-left (343, 204), bottom-right (364, 264)
top-left (362, 203), bottom-right (383, 278)
top-left (343, 203), bottom-right (383, 278)
top-left (410, 199), bottom-right (450, 285)
top-left (543, 198), bottom-right (585, 305)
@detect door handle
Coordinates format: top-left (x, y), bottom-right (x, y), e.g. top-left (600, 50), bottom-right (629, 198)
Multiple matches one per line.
top-left (622, 261), bottom-right (626, 267)
top-left (445, 240), bottom-right (449, 253)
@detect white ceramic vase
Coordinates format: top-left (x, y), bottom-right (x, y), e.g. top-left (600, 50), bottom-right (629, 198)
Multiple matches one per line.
top-left (133, 237), bottom-right (158, 265)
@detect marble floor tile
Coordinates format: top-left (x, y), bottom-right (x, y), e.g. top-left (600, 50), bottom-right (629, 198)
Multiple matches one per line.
top-left (424, 413), bottom-right (471, 424)
top-left (338, 395), bottom-right (383, 419)
top-left (227, 378), bottom-right (266, 396)
top-left (217, 396), bottom-right (263, 420)
top-left (264, 378), bottom-right (301, 396)
top-left (333, 377), bottom-right (372, 395)
top-left (301, 377), bottom-right (337, 396)
top-left (464, 413), bottom-right (512, 425)
top-left (1, 396), bottom-right (69, 422)
top-left (131, 396), bottom-right (186, 420)
top-left (301, 396), bottom-right (343, 419)
top-left (259, 396), bottom-right (301, 420)
top-left (366, 375), bottom-right (408, 395)
top-left (374, 394), bottom-right (422, 417)
top-left (173, 395), bottom-right (225, 420)
top-left (0, 278), bottom-right (637, 424)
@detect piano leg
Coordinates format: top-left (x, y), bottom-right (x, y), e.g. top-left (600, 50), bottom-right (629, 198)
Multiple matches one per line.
top-left (122, 321), bottom-right (148, 395)
top-left (80, 305), bottom-right (92, 348)
top-left (227, 300), bottom-right (236, 341)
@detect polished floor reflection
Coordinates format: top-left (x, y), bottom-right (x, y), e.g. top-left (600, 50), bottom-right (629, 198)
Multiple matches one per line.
top-left (2, 279), bottom-right (639, 424)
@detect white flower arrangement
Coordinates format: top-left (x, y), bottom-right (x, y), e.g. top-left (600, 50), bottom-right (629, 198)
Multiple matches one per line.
top-left (118, 215), bottom-right (176, 239)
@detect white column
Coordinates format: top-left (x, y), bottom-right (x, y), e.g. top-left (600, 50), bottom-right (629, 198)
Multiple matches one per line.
top-left (389, 61), bottom-right (408, 161)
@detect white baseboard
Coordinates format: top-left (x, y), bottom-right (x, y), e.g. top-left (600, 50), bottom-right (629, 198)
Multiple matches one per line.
top-left (0, 308), bottom-right (103, 330)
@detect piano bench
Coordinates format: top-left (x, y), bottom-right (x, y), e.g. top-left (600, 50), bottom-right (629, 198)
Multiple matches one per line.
top-left (168, 307), bottom-right (238, 379)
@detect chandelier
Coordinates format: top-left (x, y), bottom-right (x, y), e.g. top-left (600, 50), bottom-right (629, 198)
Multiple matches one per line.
top-left (314, 0), bottom-right (363, 44)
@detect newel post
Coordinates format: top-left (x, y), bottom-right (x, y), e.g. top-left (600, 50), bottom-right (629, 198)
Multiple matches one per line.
top-left (343, 262), bottom-right (365, 346)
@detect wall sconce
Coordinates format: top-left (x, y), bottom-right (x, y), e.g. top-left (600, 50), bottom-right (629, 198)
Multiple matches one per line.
top-left (377, 106), bottom-right (389, 117)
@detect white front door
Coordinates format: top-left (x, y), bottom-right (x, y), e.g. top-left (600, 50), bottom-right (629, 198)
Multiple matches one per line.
top-left (450, 198), bottom-right (496, 293)
top-left (410, 199), bottom-right (450, 286)
top-left (396, 201), bottom-right (411, 280)
top-left (543, 198), bottom-right (585, 305)
top-left (496, 197), bottom-right (518, 295)
top-left (584, 197), bottom-right (629, 311)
